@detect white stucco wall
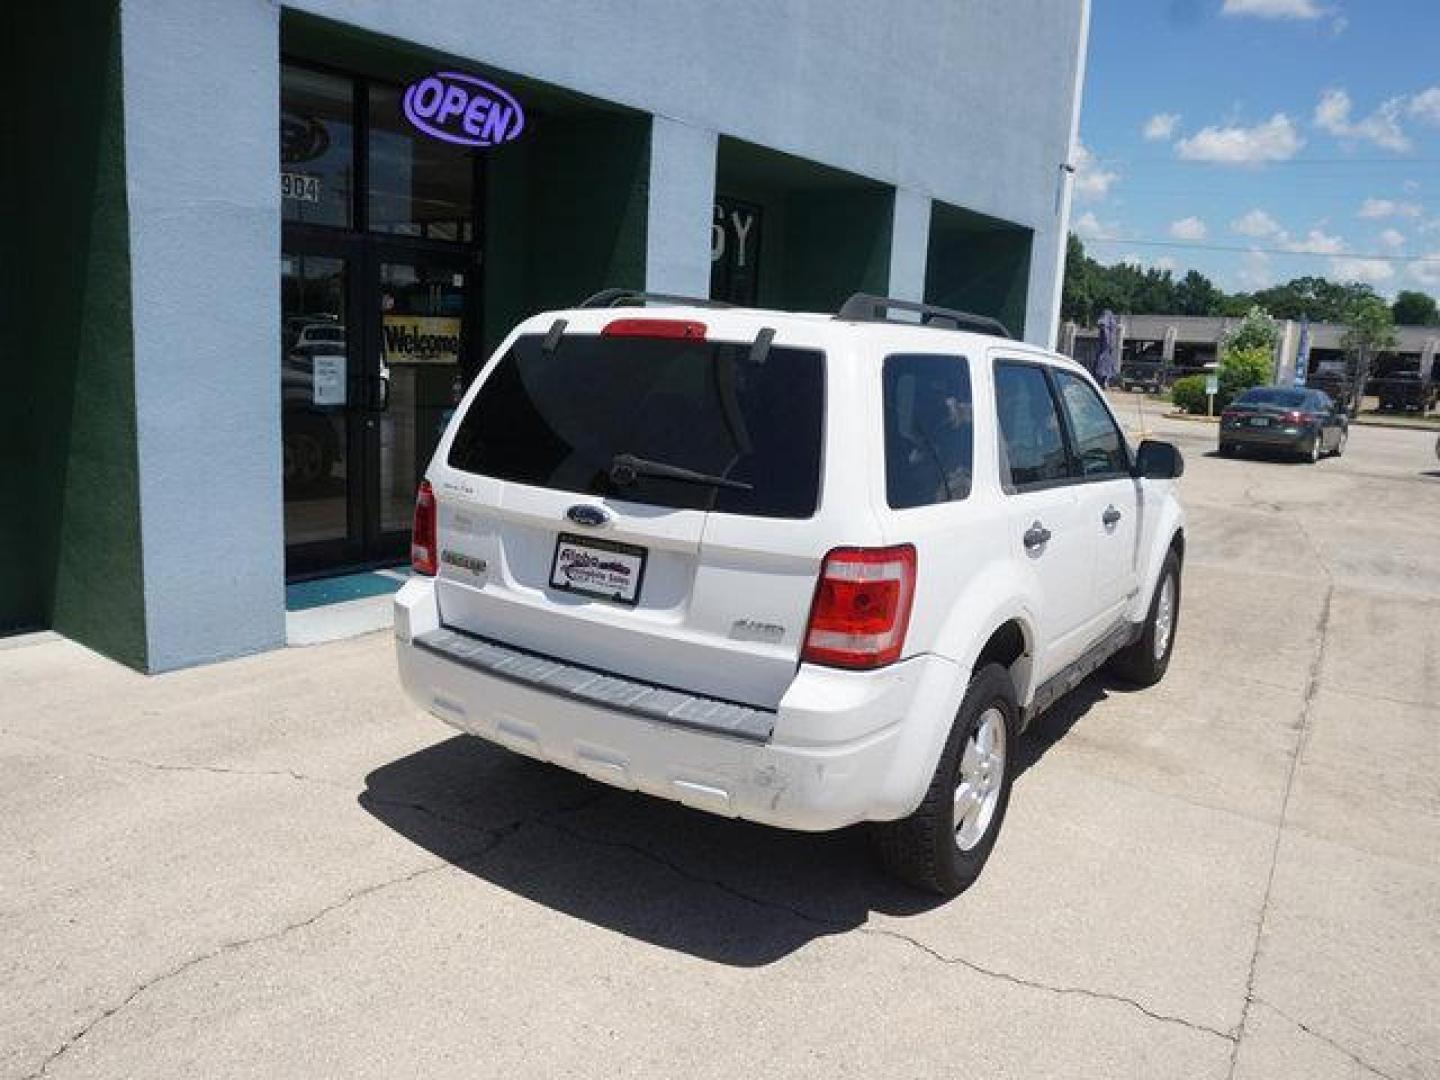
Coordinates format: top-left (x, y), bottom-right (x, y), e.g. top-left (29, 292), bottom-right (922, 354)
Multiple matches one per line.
top-left (287, 0), bottom-right (1090, 342)
top-left (122, 0), bottom-right (285, 670)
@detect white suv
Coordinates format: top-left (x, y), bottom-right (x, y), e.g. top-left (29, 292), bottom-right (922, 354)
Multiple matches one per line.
top-left (394, 291), bottom-right (1186, 894)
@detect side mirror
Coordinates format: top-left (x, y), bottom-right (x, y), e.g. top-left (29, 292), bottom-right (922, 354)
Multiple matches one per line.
top-left (1135, 439), bottom-right (1184, 480)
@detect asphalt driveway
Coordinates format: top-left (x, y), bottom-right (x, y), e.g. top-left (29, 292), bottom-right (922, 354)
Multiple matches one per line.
top-left (2, 409), bottom-right (1436, 1079)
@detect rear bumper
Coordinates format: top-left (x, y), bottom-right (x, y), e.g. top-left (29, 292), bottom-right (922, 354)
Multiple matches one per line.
top-left (1220, 424), bottom-right (1313, 447)
top-left (392, 577), bottom-right (960, 832)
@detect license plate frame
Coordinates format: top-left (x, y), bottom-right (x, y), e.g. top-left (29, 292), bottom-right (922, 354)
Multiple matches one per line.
top-left (548, 532), bottom-right (649, 606)
top-left (1249, 417), bottom-right (1270, 427)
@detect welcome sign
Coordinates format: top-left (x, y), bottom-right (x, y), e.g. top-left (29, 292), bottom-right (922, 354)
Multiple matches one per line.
top-left (382, 316), bottom-right (462, 364)
top-left (402, 71), bottom-right (526, 148)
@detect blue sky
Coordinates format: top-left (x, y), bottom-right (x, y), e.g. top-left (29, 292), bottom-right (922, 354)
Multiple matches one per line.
top-left (1074, 0), bottom-right (1440, 297)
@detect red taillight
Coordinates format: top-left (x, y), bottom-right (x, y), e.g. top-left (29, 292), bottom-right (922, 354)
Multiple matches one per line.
top-left (1283, 410), bottom-right (1312, 425)
top-left (602, 317), bottom-right (707, 340)
top-left (801, 545), bottom-right (917, 669)
top-left (411, 480), bottom-right (437, 576)
top-left (1221, 410), bottom-right (1239, 421)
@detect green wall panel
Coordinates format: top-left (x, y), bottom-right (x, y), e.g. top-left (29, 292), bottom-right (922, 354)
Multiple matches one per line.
top-left (925, 204), bottom-right (1033, 339)
top-left (0, 1), bottom-right (146, 665)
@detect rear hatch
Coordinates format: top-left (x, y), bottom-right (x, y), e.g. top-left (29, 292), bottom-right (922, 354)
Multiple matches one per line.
top-left (429, 316), bottom-right (828, 710)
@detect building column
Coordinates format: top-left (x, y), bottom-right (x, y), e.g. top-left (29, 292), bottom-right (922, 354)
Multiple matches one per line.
top-left (122, 0), bottom-right (285, 670)
top-left (887, 188), bottom-right (931, 302)
top-left (645, 116), bottom-right (717, 298)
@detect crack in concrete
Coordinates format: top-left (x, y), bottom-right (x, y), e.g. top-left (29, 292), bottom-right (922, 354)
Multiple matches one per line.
top-left (1252, 999), bottom-right (1413, 1080)
top-left (541, 820), bottom-right (1234, 1045)
top-left (18, 788), bottom-right (609, 1079)
top-left (0, 728), bottom-right (350, 790)
top-left (21, 859), bottom-right (462, 1080)
top-left (1225, 583), bottom-right (1335, 1080)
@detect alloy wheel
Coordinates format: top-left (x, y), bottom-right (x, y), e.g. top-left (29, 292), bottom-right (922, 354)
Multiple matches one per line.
top-left (954, 707), bottom-right (1007, 851)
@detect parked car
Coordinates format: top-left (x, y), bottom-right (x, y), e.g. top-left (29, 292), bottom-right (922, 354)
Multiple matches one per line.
top-left (1306, 364), bottom-right (1359, 415)
top-left (1119, 359), bottom-right (1165, 393)
top-left (1374, 372), bottom-right (1438, 414)
top-left (1219, 386), bottom-right (1347, 463)
top-left (393, 290), bottom-right (1187, 895)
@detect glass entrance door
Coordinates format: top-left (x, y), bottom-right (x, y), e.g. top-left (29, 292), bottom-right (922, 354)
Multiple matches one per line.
top-left (371, 253), bottom-right (471, 554)
top-left (281, 244), bottom-right (473, 575)
top-left (282, 249), bottom-right (359, 571)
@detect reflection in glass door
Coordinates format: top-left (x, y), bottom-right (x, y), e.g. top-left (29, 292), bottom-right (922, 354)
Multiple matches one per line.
top-left (376, 259), bottom-right (468, 539)
top-left (280, 253), bottom-right (352, 555)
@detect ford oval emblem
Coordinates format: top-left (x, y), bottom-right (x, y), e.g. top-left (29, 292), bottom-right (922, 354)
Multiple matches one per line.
top-left (566, 504), bottom-right (610, 528)
top-left (402, 71), bottom-right (526, 149)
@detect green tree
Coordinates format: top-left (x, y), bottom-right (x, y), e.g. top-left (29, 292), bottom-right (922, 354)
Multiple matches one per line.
top-left (1222, 305), bottom-right (1280, 356)
top-left (1251, 277), bottom-right (1380, 322)
top-left (1391, 290), bottom-right (1439, 326)
top-left (1340, 295), bottom-right (1399, 417)
top-left (1174, 270), bottom-right (1224, 317)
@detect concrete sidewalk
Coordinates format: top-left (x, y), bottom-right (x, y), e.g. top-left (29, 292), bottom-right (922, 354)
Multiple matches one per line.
top-left (2, 415), bottom-right (1437, 1079)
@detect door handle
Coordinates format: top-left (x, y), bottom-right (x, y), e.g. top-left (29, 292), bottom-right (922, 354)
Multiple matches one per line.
top-left (1023, 522), bottom-right (1052, 550)
top-left (1102, 505), bottom-right (1122, 527)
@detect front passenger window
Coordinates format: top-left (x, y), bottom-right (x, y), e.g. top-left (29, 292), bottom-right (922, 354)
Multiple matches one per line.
top-left (1053, 371), bottom-right (1129, 478)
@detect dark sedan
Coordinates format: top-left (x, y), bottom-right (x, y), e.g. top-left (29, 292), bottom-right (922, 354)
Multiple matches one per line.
top-left (1218, 387), bottom-right (1348, 463)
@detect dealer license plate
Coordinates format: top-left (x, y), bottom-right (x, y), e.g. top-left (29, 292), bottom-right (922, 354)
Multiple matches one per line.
top-left (549, 533), bottom-right (648, 606)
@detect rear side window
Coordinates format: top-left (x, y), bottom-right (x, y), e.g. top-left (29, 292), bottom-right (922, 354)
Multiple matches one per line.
top-left (1053, 370), bottom-right (1129, 478)
top-left (883, 354), bottom-right (973, 509)
top-left (994, 361), bottom-right (1069, 490)
top-left (447, 332), bottom-right (825, 518)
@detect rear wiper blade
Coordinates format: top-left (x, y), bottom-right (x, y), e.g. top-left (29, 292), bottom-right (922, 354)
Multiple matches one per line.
top-left (609, 453), bottom-right (753, 492)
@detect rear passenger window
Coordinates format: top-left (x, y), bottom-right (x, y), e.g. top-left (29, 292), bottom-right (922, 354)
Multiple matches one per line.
top-left (1053, 371), bottom-right (1129, 478)
top-left (994, 361), bottom-right (1069, 490)
top-left (883, 354), bottom-right (973, 508)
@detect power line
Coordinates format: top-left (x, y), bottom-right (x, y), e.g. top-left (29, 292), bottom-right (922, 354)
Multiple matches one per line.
top-left (1080, 235), bottom-right (1440, 261)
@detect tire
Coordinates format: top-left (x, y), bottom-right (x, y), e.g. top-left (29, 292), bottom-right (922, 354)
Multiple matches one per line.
top-left (1218, 441), bottom-right (1235, 457)
top-left (1106, 549), bottom-right (1181, 688)
top-left (1330, 429), bottom-right (1346, 458)
top-left (1305, 436), bottom-right (1321, 464)
top-left (871, 664), bottom-right (1019, 896)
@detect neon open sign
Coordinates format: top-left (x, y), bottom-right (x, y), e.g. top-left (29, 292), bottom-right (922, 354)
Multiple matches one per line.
top-left (402, 71), bottom-right (525, 148)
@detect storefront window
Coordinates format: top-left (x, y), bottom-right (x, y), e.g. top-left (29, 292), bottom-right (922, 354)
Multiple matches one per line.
top-left (368, 83), bottom-right (476, 240)
top-left (280, 66), bottom-right (354, 229)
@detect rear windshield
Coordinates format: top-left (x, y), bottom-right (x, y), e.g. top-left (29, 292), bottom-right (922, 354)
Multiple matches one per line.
top-left (1237, 388), bottom-right (1308, 407)
top-left (447, 332), bottom-right (825, 518)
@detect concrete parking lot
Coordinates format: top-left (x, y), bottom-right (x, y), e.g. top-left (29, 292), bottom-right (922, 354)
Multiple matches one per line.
top-left (3, 408), bottom-right (1437, 1079)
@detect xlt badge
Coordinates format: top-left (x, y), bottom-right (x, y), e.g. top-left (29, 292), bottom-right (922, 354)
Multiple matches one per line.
top-left (440, 549), bottom-right (488, 576)
top-left (730, 619), bottom-right (786, 644)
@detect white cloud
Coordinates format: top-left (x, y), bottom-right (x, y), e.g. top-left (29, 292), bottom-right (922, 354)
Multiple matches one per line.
top-left (1314, 88), bottom-right (1412, 152)
top-left (1358, 198), bottom-right (1423, 219)
top-left (1073, 211), bottom-right (1108, 240)
top-left (1072, 142), bottom-right (1120, 201)
top-left (1284, 229), bottom-right (1347, 255)
top-left (1143, 113), bottom-right (1181, 141)
top-left (1329, 257), bottom-right (1394, 285)
top-left (1176, 114), bottom-right (1303, 164)
top-left (1377, 229), bottom-right (1406, 250)
top-left (1169, 216), bottom-right (1208, 241)
top-left (1231, 208), bottom-right (1284, 238)
top-left (1411, 252), bottom-right (1440, 288)
top-left (1238, 249), bottom-right (1275, 290)
top-left (1221, 0), bottom-right (1326, 18)
top-left (1409, 87), bottom-right (1440, 127)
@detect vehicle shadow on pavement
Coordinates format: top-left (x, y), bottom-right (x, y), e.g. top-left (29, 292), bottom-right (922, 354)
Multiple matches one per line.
top-left (359, 735), bottom-right (949, 967)
top-left (1012, 676), bottom-right (1110, 781)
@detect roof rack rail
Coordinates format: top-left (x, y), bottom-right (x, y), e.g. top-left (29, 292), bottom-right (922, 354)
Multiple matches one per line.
top-left (580, 288), bottom-right (733, 310)
top-left (836, 293), bottom-right (1012, 339)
